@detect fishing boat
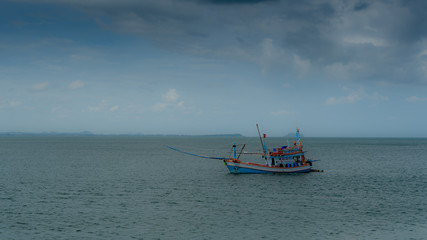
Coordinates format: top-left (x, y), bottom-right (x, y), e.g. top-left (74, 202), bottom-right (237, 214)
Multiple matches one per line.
top-left (168, 124), bottom-right (317, 174)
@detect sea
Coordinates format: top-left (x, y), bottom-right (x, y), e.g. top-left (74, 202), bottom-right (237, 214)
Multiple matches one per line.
top-left (1, 136), bottom-right (426, 240)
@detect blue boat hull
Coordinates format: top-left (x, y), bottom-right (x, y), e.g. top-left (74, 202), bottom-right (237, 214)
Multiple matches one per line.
top-left (225, 161), bottom-right (311, 174)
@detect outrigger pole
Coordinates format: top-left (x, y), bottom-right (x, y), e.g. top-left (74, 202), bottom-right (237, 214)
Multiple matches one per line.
top-left (237, 144), bottom-right (246, 160)
top-left (167, 146), bottom-right (229, 160)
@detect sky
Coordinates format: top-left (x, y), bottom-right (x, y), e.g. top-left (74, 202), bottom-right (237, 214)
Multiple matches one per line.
top-left (1, 0), bottom-right (427, 137)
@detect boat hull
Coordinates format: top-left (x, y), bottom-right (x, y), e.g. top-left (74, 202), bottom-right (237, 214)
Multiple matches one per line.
top-left (224, 161), bottom-right (311, 174)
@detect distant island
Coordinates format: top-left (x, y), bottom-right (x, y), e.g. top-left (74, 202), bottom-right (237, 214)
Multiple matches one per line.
top-left (0, 132), bottom-right (243, 137)
top-left (0, 131), bottom-right (96, 136)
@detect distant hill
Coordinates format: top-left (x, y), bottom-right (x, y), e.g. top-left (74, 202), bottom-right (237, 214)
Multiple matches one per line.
top-left (0, 131), bottom-right (95, 136)
top-left (0, 132), bottom-right (243, 137)
top-left (198, 134), bottom-right (243, 137)
top-left (136, 134), bottom-right (243, 137)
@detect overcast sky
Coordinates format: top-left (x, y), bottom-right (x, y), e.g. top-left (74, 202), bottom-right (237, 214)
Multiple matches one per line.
top-left (1, 0), bottom-right (427, 137)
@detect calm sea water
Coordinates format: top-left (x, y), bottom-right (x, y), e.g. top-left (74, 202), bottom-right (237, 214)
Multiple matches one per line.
top-left (1, 136), bottom-right (426, 239)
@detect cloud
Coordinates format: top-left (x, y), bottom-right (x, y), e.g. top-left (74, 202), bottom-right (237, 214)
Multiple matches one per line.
top-left (162, 88), bottom-right (179, 102)
top-left (325, 87), bottom-right (388, 105)
top-left (353, 1), bottom-right (370, 11)
top-left (69, 80), bottom-right (85, 90)
top-left (259, 38), bottom-right (287, 73)
top-left (87, 100), bottom-right (119, 112)
top-left (9, 101), bottom-right (22, 107)
top-left (325, 93), bottom-right (361, 105)
top-left (152, 88), bottom-right (185, 112)
top-left (342, 35), bottom-right (388, 47)
top-left (405, 96), bottom-right (427, 102)
top-left (87, 104), bottom-right (104, 112)
top-left (13, 0), bottom-right (427, 84)
top-left (202, 0), bottom-right (278, 4)
top-left (293, 54), bottom-right (311, 78)
top-left (110, 105), bottom-right (119, 111)
top-left (31, 81), bottom-right (49, 91)
top-left (0, 100), bottom-right (22, 108)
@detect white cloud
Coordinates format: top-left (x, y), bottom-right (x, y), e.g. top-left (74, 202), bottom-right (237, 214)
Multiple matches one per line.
top-left (87, 105), bottom-right (104, 112)
top-left (259, 38), bottom-right (286, 73)
top-left (405, 96), bottom-right (427, 102)
top-left (31, 82), bottom-right (49, 91)
top-left (0, 100), bottom-right (22, 108)
top-left (152, 88), bottom-right (185, 112)
top-left (9, 101), bottom-right (22, 107)
top-left (417, 49), bottom-right (427, 58)
top-left (293, 54), bottom-right (311, 78)
top-left (342, 35), bottom-right (388, 47)
top-left (87, 100), bottom-right (118, 113)
top-left (162, 88), bottom-right (179, 102)
top-left (69, 80), bottom-right (85, 90)
top-left (152, 102), bottom-right (166, 112)
top-left (326, 87), bottom-right (388, 105)
top-left (110, 105), bottom-right (119, 112)
top-left (325, 93), bottom-right (361, 105)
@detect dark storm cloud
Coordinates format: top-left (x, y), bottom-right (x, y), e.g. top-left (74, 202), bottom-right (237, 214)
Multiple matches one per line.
top-left (17, 0), bottom-right (427, 84)
top-left (395, 0), bottom-right (427, 43)
top-left (353, 1), bottom-right (370, 11)
top-left (201, 0), bottom-right (278, 4)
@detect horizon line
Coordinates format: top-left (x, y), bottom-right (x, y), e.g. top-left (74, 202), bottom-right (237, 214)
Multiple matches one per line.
top-left (0, 131), bottom-right (426, 138)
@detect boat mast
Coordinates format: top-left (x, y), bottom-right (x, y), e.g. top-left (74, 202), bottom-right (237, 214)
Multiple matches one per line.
top-left (296, 127), bottom-right (302, 146)
top-left (256, 124), bottom-right (268, 155)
